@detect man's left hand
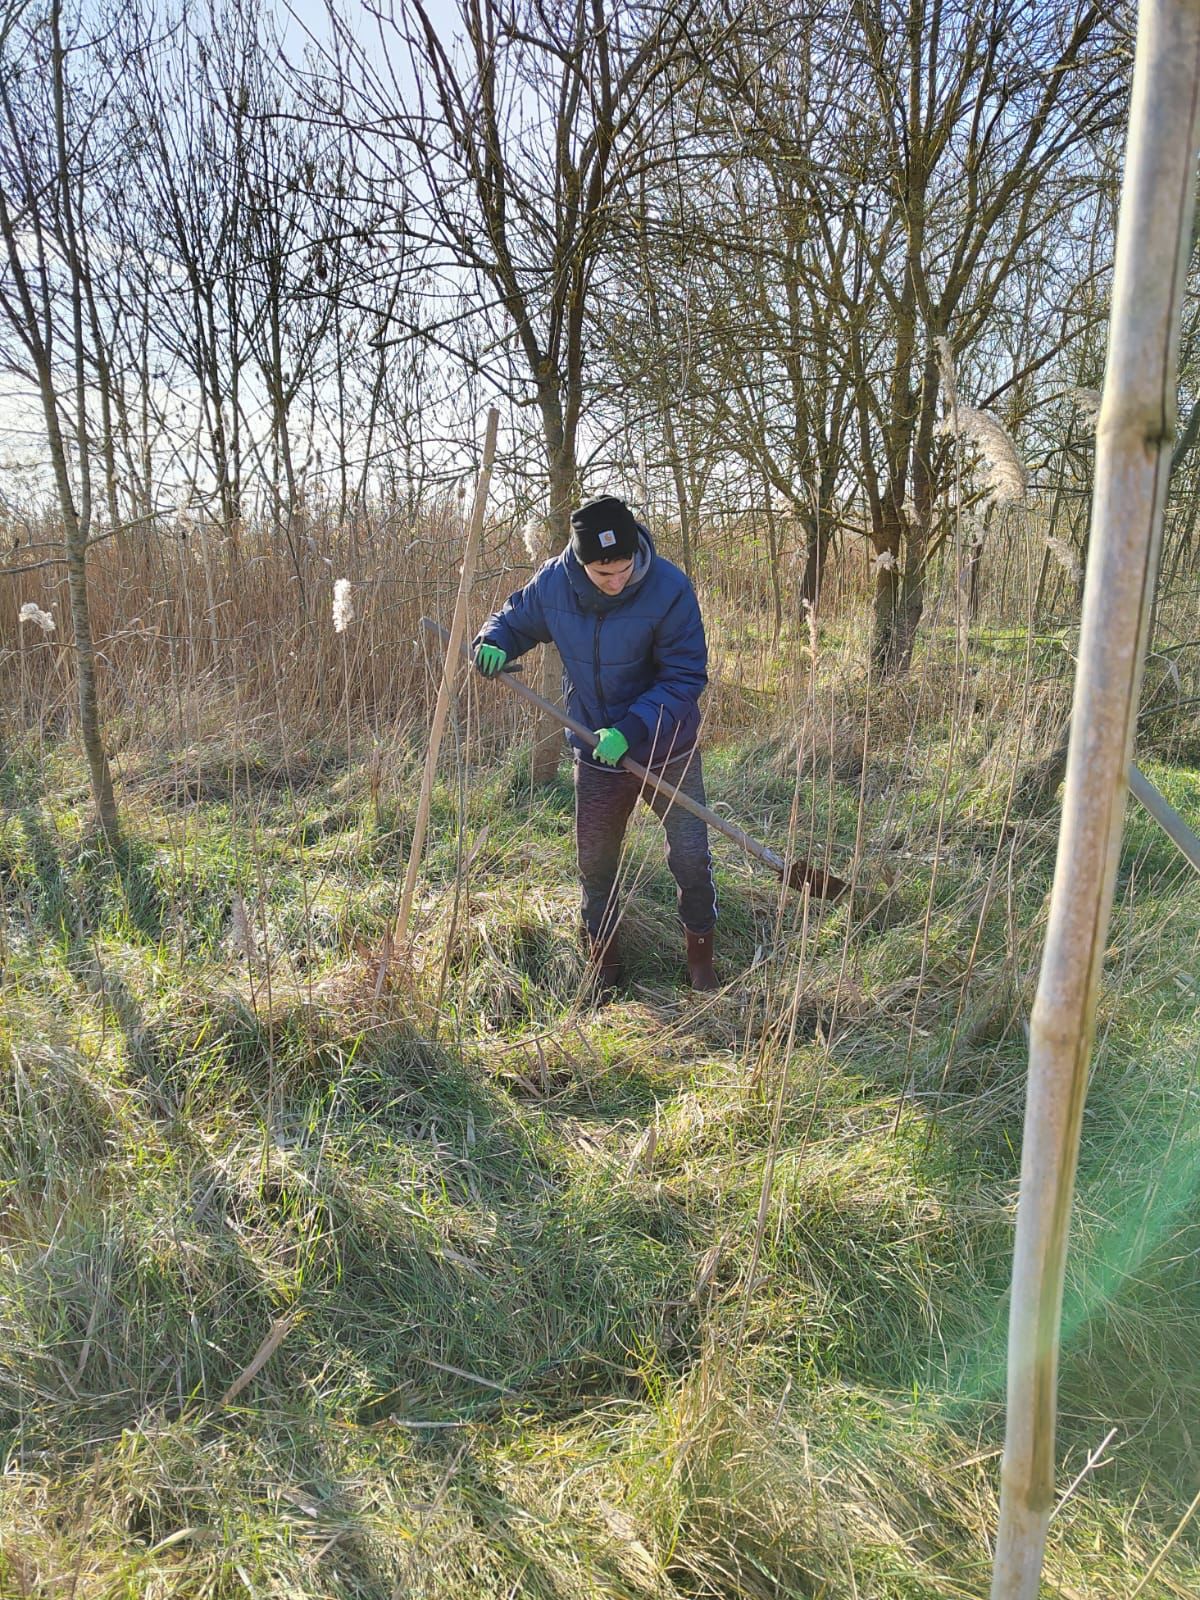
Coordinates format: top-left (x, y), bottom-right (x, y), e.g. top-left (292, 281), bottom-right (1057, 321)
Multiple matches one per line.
top-left (593, 727), bottom-right (629, 766)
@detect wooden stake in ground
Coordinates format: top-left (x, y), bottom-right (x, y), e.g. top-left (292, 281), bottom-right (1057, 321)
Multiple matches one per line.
top-left (379, 407), bottom-right (499, 990)
top-left (990, 6), bottom-right (1200, 1596)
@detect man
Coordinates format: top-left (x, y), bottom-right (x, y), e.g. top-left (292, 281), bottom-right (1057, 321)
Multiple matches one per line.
top-left (472, 494), bottom-right (718, 994)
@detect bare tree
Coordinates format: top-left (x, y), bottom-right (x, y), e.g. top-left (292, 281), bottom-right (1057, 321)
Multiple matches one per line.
top-left (837, 0), bottom-right (1122, 670)
top-left (313, 0), bottom-right (703, 779)
top-left (230, 45), bottom-right (372, 597)
top-left (127, 0), bottom-right (259, 548)
top-left (689, 16), bottom-right (861, 611)
top-left (0, 0), bottom-right (121, 842)
top-left (593, 171), bottom-right (729, 579)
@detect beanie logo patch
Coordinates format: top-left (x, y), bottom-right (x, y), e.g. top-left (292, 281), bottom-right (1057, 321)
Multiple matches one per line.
top-left (599, 529), bottom-right (616, 547)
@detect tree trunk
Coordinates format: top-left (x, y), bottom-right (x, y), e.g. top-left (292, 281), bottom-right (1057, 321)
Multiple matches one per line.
top-left (762, 485), bottom-right (784, 642)
top-left (869, 490), bottom-right (908, 672)
top-left (966, 533), bottom-right (986, 622)
top-left (39, 360), bottom-right (120, 845)
top-left (799, 508), bottom-right (830, 610)
top-left (670, 455), bottom-right (694, 578)
top-left (49, 0), bottom-right (119, 847)
top-left (66, 529), bottom-right (120, 846)
top-left (530, 442), bottom-right (576, 785)
top-left (891, 516), bottom-right (931, 675)
top-left (665, 418), bottom-right (694, 580)
top-left (870, 557), bottom-right (903, 673)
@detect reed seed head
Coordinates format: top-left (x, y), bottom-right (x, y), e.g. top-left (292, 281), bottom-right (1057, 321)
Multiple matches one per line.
top-left (522, 517), bottom-right (552, 564)
top-left (1071, 387), bottom-right (1102, 430)
top-left (19, 601), bottom-right (55, 633)
top-left (936, 406), bottom-right (1028, 504)
top-left (1044, 535), bottom-right (1081, 580)
top-left (332, 578), bottom-right (354, 633)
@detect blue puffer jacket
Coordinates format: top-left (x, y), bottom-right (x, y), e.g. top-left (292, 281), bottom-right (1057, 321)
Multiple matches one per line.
top-left (474, 528), bottom-right (707, 769)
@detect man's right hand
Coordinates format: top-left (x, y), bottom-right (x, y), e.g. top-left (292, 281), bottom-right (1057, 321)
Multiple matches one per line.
top-left (474, 643), bottom-right (508, 677)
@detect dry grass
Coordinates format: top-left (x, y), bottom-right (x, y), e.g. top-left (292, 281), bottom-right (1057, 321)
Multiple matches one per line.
top-left (1, 501), bottom-right (1199, 1596)
top-left (2, 490), bottom-right (1136, 754)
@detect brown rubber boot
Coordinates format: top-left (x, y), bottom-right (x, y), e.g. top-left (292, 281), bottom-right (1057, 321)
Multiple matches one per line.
top-left (685, 928), bottom-right (719, 992)
top-left (582, 928), bottom-right (622, 1000)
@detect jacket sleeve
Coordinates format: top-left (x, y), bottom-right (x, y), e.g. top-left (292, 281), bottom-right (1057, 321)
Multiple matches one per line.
top-left (472, 566), bottom-right (553, 663)
top-left (626, 583), bottom-right (708, 751)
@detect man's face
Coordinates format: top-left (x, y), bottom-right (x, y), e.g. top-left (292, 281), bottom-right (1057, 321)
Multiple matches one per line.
top-left (584, 556), bottom-right (635, 595)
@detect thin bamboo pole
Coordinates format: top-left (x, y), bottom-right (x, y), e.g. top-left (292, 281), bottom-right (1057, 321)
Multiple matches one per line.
top-left (381, 407), bottom-right (499, 986)
top-left (990, 6), bottom-right (1200, 1596)
top-left (1128, 763), bottom-right (1200, 875)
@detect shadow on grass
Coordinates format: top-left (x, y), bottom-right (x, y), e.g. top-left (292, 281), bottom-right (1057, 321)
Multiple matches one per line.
top-left (3, 804), bottom-right (185, 1122)
top-left (6, 798), bottom-right (168, 951)
top-left (5, 761), bottom-right (1197, 1578)
top-left (6, 984), bottom-right (696, 1375)
top-left (0, 988), bottom-right (709, 1591)
top-left (11, 804), bottom-right (76, 937)
top-left (0, 745), bottom-right (47, 811)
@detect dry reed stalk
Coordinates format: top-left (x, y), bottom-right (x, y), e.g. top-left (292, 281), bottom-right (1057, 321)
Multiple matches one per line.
top-left (12, 520), bottom-right (312, 738)
top-left (219, 1308), bottom-right (300, 1406)
top-left (384, 408), bottom-right (499, 983)
top-left (733, 885), bottom-right (813, 1376)
top-left (333, 575), bottom-right (355, 769)
top-left (990, 5), bottom-right (1200, 1595)
top-left (934, 536), bottom-right (1042, 1097)
top-left (1126, 1483), bottom-right (1200, 1599)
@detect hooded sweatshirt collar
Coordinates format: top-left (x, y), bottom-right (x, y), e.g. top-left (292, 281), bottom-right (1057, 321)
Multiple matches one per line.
top-left (563, 526), bottom-right (655, 613)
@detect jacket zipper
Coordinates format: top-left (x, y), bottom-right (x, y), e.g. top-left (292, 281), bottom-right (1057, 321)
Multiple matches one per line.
top-left (593, 614), bottom-right (610, 724)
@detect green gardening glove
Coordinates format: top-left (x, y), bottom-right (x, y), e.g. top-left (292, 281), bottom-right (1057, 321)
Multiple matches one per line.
top-left (474, 642), bottom-right (508, 677)
top-left (593, 727), bottom-right (629, 766)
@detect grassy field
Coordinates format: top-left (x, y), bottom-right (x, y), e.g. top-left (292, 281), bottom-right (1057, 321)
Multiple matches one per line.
top-left (1, 592), bottom-right (1199, 1597)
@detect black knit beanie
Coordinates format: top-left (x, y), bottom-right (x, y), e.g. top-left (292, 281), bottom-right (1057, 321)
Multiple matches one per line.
top-left (569, 496), bottom-right (640, 565)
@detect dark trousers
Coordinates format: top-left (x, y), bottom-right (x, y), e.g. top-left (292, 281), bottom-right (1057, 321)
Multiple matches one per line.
top-left (574, 749), bottom-right (717, 943)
